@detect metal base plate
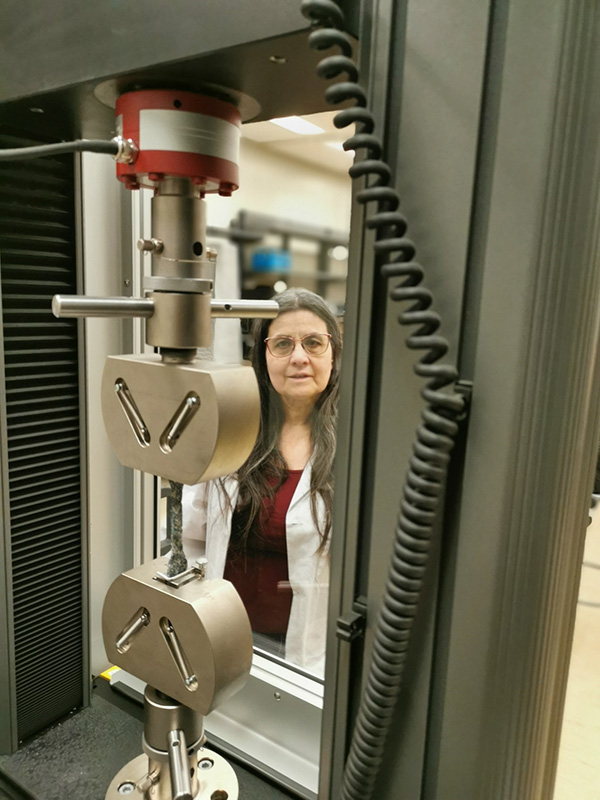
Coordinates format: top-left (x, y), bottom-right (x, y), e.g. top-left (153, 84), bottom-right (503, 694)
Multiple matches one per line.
top-left (105, 747), bottom-right (238, 799)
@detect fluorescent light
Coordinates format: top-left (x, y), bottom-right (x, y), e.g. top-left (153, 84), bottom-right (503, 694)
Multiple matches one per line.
top-left (270, 116), bottom-right (325, 135)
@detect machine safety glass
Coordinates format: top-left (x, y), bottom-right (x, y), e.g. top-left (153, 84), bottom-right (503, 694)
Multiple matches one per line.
top-left (264, 332), bottom-right (332, 358)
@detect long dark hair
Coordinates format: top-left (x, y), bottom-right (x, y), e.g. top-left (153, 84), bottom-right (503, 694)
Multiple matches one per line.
top-left (230, 288), bottom-right (342, 553)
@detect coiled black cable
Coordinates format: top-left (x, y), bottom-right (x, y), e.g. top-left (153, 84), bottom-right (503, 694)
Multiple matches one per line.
top-left (0, 139), bottom-right (119, 161)
top-left (301, 2), bottom-right (466, 799)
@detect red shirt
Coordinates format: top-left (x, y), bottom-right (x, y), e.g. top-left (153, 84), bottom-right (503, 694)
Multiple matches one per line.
top-left (224, 470), bottom-right (303, 634)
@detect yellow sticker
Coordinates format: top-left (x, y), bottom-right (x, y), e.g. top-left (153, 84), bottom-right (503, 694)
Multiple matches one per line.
top-left (99, 665), bottom-right (121, 681)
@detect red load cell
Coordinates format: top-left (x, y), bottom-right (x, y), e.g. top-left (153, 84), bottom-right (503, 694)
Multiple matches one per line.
top-left (115, 89), bottom-right (241, 195)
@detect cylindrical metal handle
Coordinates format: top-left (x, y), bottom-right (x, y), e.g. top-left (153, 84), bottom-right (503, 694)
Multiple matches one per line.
top-left (167, 729), bottom-right (193, 800)
top-left (52, 295), bottom-right (154, 318)
top-left (210, 299), bottom-right (279, 318)
top-left (53, 295), bottom-right (279, 320)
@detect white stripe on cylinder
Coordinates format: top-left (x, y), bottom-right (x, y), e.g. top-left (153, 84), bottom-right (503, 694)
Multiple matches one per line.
top-left (139, 109), bottom-right (240, 163)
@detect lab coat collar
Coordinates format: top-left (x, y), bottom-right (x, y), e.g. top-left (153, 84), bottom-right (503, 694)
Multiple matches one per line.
top-left (288, 460), bottom-right (312, 513)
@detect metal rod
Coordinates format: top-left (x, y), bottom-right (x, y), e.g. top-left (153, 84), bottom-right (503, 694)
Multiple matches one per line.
top-left (52, 295), bottom-right (278, 319)
top-left (167, 729), bottom-right (193, 800)
top-left (115, 607), bottom-right (150, 654)
top-left (115, 380), bottom-right (151, 447)
top-left (233, 209), bottom-right (349, 245)
top-left (210, 299), bottom-right (279, 318)
top-left (160, 619), bottom-right (198, 691)
top-left (161, 394), bottom-right (200, 453)
top-left (52, 295), bottom-right (155, 318)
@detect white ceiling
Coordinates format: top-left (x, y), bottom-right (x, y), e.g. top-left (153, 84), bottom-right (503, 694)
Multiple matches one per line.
top-left (240, 111), bottom-right (354, 176)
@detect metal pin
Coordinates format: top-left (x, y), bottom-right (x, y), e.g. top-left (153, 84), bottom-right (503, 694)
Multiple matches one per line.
top-left (52, 294), bottom-right (154, 318)
top-left (115, 379), bottom-right (151, 447)
top-left (167, 730), bottom-right (193, 800)
top-left (209, 299), bottom-right (279, 318)
top-left (160, 618), bottom-right (198, 691)
top-left (160, 393), bottom-right (200, 453)
top-left (115, 607), bottom-right (150, 654)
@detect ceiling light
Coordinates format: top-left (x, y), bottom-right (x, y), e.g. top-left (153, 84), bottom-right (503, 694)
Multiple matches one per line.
top-left (330, 245), bottom-right (349, 261)
top-left (270, 116), bottom-right (325, 135)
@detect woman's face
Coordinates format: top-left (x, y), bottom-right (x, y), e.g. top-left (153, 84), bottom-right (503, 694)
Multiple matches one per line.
top-left (265, 309), bottom-right (334, 409)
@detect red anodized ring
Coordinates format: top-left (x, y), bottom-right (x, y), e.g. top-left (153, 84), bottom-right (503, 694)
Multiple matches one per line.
top-left (115, 89), bottom-right (241, 194)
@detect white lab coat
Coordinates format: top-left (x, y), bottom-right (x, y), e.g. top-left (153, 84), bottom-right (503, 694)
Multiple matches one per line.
top-left (179, 463), bottom-right (329, 677)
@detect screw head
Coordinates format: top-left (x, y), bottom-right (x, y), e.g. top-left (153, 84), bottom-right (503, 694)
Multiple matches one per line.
top-left (117, 782), bottom-right (136, 794)
top-left (198, 758), bottom-right (214, 770)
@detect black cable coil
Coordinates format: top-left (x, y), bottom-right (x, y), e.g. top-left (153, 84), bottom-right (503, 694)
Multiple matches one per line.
top-left (300, 2), bottom-right (466, 799)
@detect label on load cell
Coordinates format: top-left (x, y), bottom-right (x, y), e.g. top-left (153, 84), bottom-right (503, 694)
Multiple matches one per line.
top-left (139, 109), bottom-right (240, 162)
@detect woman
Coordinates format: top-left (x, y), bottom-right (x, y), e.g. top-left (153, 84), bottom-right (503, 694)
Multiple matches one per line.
top-left (181, 288), bottom-right (341, 676)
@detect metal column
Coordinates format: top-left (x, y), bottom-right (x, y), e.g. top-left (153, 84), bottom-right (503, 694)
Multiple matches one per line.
top-left (323, 0), bottom-right (600, 798)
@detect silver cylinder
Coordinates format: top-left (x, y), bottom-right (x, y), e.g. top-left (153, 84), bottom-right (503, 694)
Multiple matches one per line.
top-left (145, 292), bottom-right (212, 349)
top-left (210, 299), bottom-right (279, 318)
top-left (143, 686), bottom-right (204, 757)
top-left (151, 180), bottom-right (212, 280)
top-left (167, 730), bottom-right (194, 800)
top-left (52, 295), bottom-right (154, 318)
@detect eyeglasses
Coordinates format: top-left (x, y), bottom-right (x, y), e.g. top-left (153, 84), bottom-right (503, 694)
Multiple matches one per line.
top-left (264, 332), bottom-right (332, 358)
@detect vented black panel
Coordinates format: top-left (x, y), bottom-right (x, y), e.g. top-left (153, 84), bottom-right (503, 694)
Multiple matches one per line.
top-left (0, 131), bottom-right (84, 742)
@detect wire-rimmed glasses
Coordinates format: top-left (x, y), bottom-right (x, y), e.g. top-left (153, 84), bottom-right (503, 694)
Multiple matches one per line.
top-left (264, 332), bottom-right (332, 358)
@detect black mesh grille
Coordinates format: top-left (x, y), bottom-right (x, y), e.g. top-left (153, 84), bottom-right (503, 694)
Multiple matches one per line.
top-left (0, 131), bottom-right (84, 741)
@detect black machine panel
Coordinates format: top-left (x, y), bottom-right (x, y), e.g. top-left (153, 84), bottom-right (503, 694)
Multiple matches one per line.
top-left (0, 0), bottom-right (358, 139)
top-left (0, 130), bottom-right (85, 744)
